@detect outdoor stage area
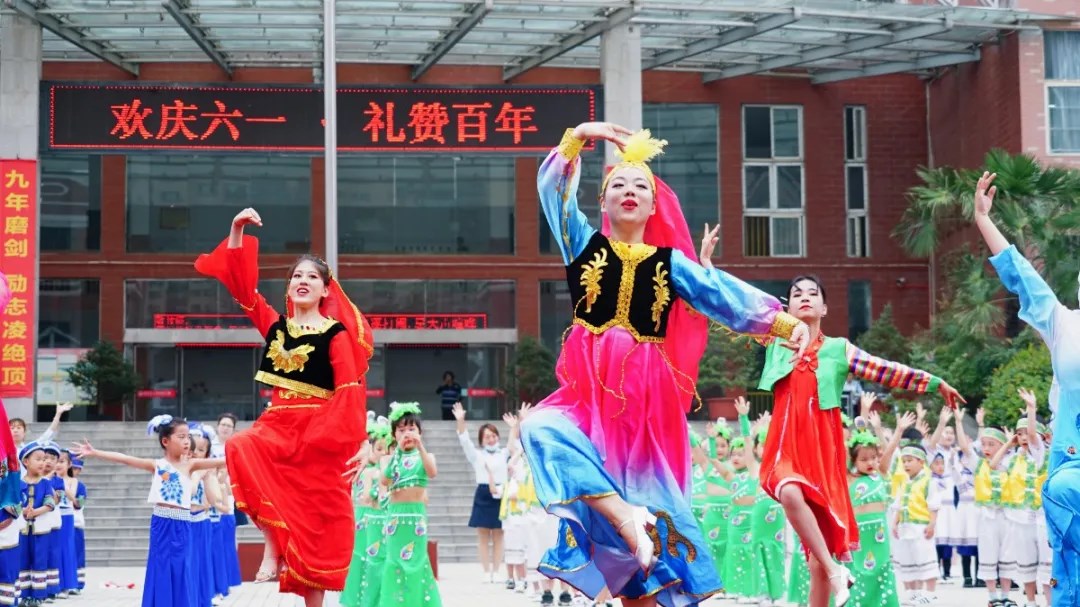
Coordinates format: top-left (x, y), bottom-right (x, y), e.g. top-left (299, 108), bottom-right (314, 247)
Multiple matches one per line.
top-left (73, 562), bottom-right (984, 607)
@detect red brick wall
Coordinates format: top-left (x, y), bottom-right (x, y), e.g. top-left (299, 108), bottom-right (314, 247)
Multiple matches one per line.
top-left (40, 61), bottom-right (937, 343)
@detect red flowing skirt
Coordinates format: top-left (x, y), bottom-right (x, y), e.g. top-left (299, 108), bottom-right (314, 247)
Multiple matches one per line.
top-left (226, 392), bottom-right (354, 595)
top-left (758, 366), bottom-right (858, 561)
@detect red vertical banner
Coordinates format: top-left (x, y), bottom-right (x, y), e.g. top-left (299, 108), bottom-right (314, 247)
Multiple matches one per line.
top-left (0, 160), bottom-right (37, 398)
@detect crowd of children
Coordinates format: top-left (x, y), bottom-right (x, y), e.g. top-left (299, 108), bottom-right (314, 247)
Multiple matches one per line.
top-left (678, 388), bottom-right (1056, 607)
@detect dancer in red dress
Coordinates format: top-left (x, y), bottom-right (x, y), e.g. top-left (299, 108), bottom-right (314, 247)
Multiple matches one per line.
top-left (195, 208), bottom-right (374, 607)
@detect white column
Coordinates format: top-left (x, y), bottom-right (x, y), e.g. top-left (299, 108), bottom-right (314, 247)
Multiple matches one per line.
top-left (0, 14), bottom-right (42, 422)
top-left (599, 22), bottom-right (643, 166)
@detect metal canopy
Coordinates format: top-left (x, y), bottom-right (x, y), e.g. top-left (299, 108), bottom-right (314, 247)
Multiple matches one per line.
top-left (0, 0), bottom-right (1068, 84)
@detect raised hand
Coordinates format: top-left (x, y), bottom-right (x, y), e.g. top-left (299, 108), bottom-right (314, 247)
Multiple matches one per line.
top-left (734, 396), bottom-right (750, 418)
top-left (938, 407), bottom-right (953, 427)
top-left (938, 382), bottom-right (966, 410)
top-left (975, 407), bottom-right (985, 427)
top-left (705, 422), bottom-right (717, 438)
top-left (699, 223), bottom-right (720, 270)
top-left (231, 207), bottom-right (263, 229)
top-left (451, 402), bottom-right (466, 422)
top-left (1018, 388), bottom-right (1038, 412)
top-left (502, 410), bottom-right (519, 430)
top-left (860, 392), bottom-right (877, 418)
top-left (517, 402), bottom-right (534, 420)
top-left (916, 419), bottom-right (931, 437)
top-left (915, 402), bottom-right (927, 422)
top-left (896, 411), bottom-right (917, 432)
top-left (57, 402), bottom-right (75, 415)
top-left (1004, 428), bottom-right (1016, 446)
top-left (571, 122), bottom-right (633, 151)
top-left (867, 411), bottom-right (882, 430)
top-left (974, 172), bottom-right (998, 217)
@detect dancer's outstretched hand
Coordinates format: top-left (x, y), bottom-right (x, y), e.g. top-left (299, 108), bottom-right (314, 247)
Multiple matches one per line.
top-left (571, 122), bottom-right (633, 151)
top-left (70, 440), bottom-right (95, 459)
top-left (699, 223), bottom-right (720, 270)
top-left (974, 172), bottom-right (998, 217)
top-left (938, 381), bottom-right (965, 410)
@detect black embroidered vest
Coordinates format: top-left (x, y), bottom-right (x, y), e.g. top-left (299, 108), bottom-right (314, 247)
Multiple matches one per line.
top-left (565, 232), bottom-right (675, 342)
top-left (254, 316), bottom-right (344, 399)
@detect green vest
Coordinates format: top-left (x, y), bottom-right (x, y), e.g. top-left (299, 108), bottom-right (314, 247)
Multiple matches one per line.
top-left (757, 337), bottom-right (849, 411)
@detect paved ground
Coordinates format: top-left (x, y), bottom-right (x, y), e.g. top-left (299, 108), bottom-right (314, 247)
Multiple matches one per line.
top-left (65, 564), bottom-right (1007, 606)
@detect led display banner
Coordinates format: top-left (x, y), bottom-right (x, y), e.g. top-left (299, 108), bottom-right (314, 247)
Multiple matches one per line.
top-left (45, 82), bottom-right (598, 153)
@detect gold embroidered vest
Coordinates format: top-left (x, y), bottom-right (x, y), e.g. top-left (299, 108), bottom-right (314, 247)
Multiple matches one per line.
top-left (254, 316), bottom-right (344, 399)
top-left (565, 233), bottom-right (675, 343)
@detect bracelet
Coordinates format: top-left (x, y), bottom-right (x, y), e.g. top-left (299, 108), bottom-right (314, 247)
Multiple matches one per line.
top-left (557, 128), bottom-right (586, 161)
top-left (768, 311), bottom-right (801, 340)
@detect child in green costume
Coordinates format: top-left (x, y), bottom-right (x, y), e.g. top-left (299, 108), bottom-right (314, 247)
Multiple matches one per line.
top-left (378, 403), bottom-right (441, 607)
top-left (721, 397), bottom-right (766, 600)
top-left (750, 425), bottom-right (787, 605)
top-left (341, 415), bottom-right (391, 607)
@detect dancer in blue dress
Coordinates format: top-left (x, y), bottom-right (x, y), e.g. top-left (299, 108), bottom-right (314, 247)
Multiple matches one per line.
top-left (975, 171), bottom-right (1080, 606)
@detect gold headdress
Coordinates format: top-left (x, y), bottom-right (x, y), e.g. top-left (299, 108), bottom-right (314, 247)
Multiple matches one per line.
top-left (600, 129), bottom-right (668, 194)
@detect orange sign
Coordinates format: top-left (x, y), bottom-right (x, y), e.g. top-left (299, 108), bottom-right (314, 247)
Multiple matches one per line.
top-left (0, 160), bottom-right (37, 398)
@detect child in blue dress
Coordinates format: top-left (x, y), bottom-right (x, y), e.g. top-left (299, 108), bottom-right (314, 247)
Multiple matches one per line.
top-left (70, 415), bottom-right (226, 607)
top-left (68, 457), bottom-right (86, 593)
top-left (39, 444), bottom-right (63, 602)
top-left (54, 451), bottom-right (78, 598)
top-left (18, 442), bottom-right (55, 607)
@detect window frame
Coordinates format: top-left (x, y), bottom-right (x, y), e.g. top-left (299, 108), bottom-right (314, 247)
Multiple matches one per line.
top-left (1044, 30), bottom-right (1080, 156)
top-left (741, 104), bottom-right (805, 258)
top-left (844, 105), bottom-right (870, 258)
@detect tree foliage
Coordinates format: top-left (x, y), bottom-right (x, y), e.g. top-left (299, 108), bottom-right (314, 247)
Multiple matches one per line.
top-left (505, 335), bottom-right (558, 405)
top-left (66, 341), bottom-right (139, 410)
top-left (696, 324), bottom-right (763, 398)
top-left (982, 343), bottom-right (1053, 428)
top-left (855, 305), bottom-right (911, 366)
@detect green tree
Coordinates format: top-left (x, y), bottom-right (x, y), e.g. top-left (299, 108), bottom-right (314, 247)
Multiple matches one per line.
top-left (895, 149), bottom-right (1080, 338)
top-left (696, 324), bottom-right (763, 399)
top-left (66, 340), bottom-right (139, 413)
top-left (505, 335), bottom-right (558, 406)
top-left (855, 304), bottom-right (911, 366)
top-left (981, 344), bottom-right (1053, 428)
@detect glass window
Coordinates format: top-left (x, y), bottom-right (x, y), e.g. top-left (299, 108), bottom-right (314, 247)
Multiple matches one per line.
top-left (845, 106), bottom-right (870, 257)
top-left (338, 280), bottom-right (516, 329)
top-left (38, 279), bottom-right (99, 348)
top-left (742, 106), bottom-right (804, 257)
top-left (540, 104), bottom-right (719, 255)
top-left (338, 156), bottom-right (515, 254)
top-left (743, 166), bottom-right (770, 209)
top-left (743, 106), bottom-right (772, 159)
top-left (40, 155), bottom-right (101, 252)
top-left (126, 155), bottom-right (312, 253)
top-left (132, 345), bottom-right (180, 421)
top-left (848, 280), bottom-right (872, 341)
top-left (776, 166), bottom-right (803, 209)
top-left (124, 279), bottom-right (287, 329)
top-left (539, 280), bottom-right (573, 354)
top-left (1045, 32), bottom-right (1080, 154)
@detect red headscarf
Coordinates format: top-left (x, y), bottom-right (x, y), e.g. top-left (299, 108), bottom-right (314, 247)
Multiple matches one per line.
top-left (602, 172), bottom-right (709, 412)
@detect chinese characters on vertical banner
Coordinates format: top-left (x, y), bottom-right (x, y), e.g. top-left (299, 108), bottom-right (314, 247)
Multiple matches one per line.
top-left (0, 160), bottom-right (36, 398)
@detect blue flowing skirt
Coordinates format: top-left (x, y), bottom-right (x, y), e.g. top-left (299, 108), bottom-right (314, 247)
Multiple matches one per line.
top-left (219, 515), bottom-right (242, 588)
top-left (142, 514), bottom-right (194, 607)
top-left (521, 409), bottom-right (721, 607)
top-left (192, 519), bottom-right (215, 606)
top-left (210, 520), bottom-right (230, 598)
top-left (58, 516), bottom-right (78, 592)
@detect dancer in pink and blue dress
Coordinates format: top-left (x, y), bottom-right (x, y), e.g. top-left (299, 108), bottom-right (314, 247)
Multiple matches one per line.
top-left (519, 122), bottom-right (809, 607)
top-left (974, 171), bottom-right (1080, 606)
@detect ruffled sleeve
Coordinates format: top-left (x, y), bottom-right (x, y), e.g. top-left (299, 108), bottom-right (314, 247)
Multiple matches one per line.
top-left (539, 129), bottom-right (598, 264)
top-left (989, 244), bottom-right (1065, 343)
top-left (668, 249), bottom-right (792, 337)
top-left (194, 235), bottom-right (279, 337)
top-left (301, 330), bottom-right (366, 458)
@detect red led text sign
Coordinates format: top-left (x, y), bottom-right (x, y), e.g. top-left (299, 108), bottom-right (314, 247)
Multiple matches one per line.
top-left (0, 160), bottom-right (38, 398)
top-left (367, 314), bottom-right (487, 330)
top-left (155, 313), bottom-right (487, 330)
top-left (45, 83), bottom-right (598, 153)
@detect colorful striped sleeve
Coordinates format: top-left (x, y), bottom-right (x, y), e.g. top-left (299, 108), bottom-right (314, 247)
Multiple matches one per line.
top-left (845, 340), bottom-right (942, 394)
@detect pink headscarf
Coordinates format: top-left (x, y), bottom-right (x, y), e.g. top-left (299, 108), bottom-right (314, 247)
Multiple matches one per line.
top-left (601, 172), bottom-right (709, 412)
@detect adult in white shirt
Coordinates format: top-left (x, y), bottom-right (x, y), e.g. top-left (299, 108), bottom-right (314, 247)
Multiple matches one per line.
top-left (12, 403), bottom-right (73, 476)
top-left (453, 402), bottom-right (510, 584)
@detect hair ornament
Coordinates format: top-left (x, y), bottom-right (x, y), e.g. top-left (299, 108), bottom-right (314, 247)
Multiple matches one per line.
top-left (847, 430), bottom-right (880, 449)
top-left (600, 129), bottom-right (668, 193)
top-left (714, 419), bottom-right (733, 441)
top-left (900, 446), bottom-right (928, 461)
top-left (388, 402), bottom-right (422, 423)
top-left (730, 437), bottom-right (746, 451)
top-left (147, 415), bottom-right (174, 437)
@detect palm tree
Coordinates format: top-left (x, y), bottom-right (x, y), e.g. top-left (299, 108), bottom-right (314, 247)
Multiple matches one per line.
top-left (894, 149), bottom-right (1080, 336)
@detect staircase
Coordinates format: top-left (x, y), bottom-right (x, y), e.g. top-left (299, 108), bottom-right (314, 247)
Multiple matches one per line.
top-left (31, 420), bottom-right (484, 567)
